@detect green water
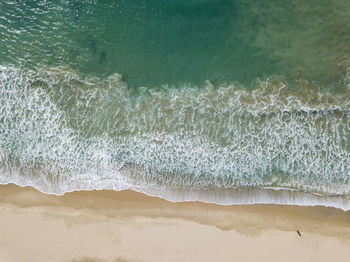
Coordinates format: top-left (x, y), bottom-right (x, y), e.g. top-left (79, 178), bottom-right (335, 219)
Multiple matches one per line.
top-left (1, 0), bottom-right (350, 208)
top-left (1, 0), bottom-right (349, 87)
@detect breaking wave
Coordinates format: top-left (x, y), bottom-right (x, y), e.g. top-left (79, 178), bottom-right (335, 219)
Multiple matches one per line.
top-left (1, 65), bottom-right (350, 209)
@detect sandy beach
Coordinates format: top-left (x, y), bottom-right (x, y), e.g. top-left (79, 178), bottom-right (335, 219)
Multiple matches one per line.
top-left (0, 184), bottom-right (349, 262)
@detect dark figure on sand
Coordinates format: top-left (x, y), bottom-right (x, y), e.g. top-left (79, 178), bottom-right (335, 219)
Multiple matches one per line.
top-left (297, 230), bottom-right (301, 237)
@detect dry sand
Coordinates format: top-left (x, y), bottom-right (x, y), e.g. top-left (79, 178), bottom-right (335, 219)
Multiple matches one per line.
top-left (0, 184), bottom-right (350, 262)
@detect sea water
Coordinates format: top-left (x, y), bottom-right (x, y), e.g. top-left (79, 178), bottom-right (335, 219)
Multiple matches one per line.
top-left (1, 0), bottom-right (350, 209)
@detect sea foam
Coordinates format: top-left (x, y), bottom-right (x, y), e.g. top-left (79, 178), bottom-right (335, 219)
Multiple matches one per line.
top-left (1, 65), bottom-right (350, 209)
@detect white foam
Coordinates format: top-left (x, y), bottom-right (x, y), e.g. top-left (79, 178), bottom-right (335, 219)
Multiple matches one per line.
top-left (1, 65), bottom-right (350, 210)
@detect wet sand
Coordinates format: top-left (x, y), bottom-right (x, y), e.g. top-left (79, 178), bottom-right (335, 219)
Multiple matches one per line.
top-left (0, 184), bottom-right (350, 262)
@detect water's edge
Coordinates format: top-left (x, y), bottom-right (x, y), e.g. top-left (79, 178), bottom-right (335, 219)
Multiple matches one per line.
top-left (2, 181), bottom-right (349, 211)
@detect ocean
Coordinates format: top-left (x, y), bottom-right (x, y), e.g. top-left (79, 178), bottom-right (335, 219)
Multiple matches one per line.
top-left (1, 0), bottom-right (350, 209)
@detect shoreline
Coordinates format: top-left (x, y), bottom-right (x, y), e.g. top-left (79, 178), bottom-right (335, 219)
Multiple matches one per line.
top-left (1, 184), bottom-right (350, 261)
top-left (3, 179), bottom-right (350, 211)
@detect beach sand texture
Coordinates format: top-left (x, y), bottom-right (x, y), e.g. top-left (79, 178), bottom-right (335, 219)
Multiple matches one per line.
top-left (0, 184), bottom-right (350, 262)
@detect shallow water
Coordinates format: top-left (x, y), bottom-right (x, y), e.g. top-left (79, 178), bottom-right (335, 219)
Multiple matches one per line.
top-left (1, 0), bottom-right (350, 87)
top-left (1, 0), bottom-right (350, 209)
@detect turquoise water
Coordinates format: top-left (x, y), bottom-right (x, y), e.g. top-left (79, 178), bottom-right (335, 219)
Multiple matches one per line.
top-left (1, 0), bottom-right (350, 209)
top-left (2, 0), bottom-right (349, 87)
